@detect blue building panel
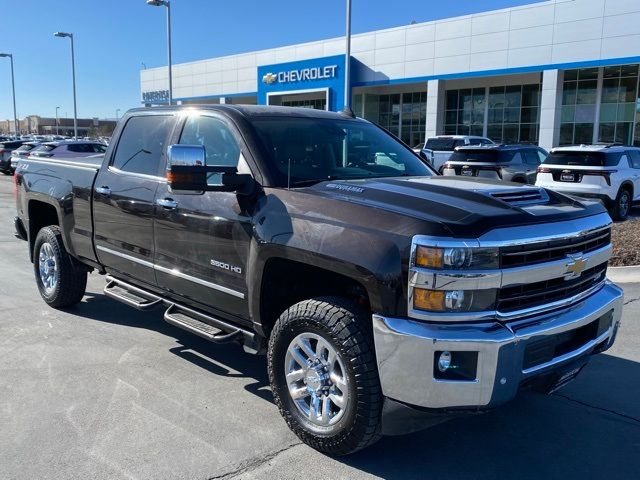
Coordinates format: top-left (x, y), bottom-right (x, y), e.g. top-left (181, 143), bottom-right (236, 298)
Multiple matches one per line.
top-left (257, 55), bottom-right (347, 111)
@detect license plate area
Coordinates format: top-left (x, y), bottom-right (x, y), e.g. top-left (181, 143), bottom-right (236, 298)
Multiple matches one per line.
top-left (461, 168), bottom-right (473, 176)
top-left (560, 172), bottom-right (575, 182)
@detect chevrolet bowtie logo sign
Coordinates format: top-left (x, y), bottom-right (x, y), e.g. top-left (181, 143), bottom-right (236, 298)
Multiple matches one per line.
top-left (564, 253), bottom-right (587, 279)
top-left (262, 73), bottom-right (277, 85)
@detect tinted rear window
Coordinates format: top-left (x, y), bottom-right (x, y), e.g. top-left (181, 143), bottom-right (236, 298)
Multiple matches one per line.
top-left (15, 144), bottom-right (36, 152)
top-left (543, 151), bottom-right (621, 167)
top-left (424, 138), bottom-right (461, 151)
top-left (449, 149), bottom-right (515, 163)
top-left (33, 145), bottom-right (56, 152)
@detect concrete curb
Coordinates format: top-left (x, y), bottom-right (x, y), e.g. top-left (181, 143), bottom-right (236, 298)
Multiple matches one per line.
top-left (608, 265), bottom-right (640, 283)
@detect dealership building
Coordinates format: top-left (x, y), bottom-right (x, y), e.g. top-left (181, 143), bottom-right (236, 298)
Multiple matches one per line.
top-left (140, 0), bottom-right (640, 150)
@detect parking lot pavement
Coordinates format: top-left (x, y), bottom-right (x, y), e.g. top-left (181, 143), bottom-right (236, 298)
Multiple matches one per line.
top-left (0, 174), bottom-right (638, 480)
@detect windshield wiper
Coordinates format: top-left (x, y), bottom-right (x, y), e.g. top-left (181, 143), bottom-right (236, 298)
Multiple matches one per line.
top-left (290, 175), bottom-right (342, 187)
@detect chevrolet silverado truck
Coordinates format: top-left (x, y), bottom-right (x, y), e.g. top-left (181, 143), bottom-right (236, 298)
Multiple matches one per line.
top-left (14, 105), bottom-right (623, 455)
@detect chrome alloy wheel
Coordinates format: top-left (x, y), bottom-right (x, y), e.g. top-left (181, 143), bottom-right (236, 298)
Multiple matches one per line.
top-left (38, 242), bottom-right (58, 295)
top-left (284, 332), bottom-right (349, 427)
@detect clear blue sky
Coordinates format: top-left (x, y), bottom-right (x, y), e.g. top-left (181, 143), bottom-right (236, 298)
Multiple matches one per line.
top-left (0, 0), bottom-right (540, 120)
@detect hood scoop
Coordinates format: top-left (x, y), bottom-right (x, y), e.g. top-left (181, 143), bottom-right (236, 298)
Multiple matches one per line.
top-left (489, 188), bottom-right (549, 206)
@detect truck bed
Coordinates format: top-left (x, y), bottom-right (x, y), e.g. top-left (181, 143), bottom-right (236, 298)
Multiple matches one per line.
top-left (16, 155), bottom-right (102, 266)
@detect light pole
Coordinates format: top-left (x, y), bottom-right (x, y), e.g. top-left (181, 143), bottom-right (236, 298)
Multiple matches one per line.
top-left (55, 106), bottom-right (60, 135)
top-left (54, 31), bottom-right (78, 139)
top-left (0, 53), bottom-right (18, 138)
top-left (115, 108), bottom-right (120, 121)
top-left (146, 0), bottom-right (173, 105)
top-left (344, 0), bottom-right (352, 110)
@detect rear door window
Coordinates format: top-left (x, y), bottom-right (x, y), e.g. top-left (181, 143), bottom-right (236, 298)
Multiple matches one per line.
top-left (523, 149), bottom-right (541, 165)
top-left (627, 150), bottom-right (640, 169)
top-left (68, 143), bottom-right (94, 153)
top-left (112, 115), bottom-right (174, 176)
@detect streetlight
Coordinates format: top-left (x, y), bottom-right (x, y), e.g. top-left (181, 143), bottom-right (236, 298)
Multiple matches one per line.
top-left (115, 108), bottom-right (120, 121)
top-left (54, 31), bottom-right (78, 139)
top-left (0, 53), bottom-right (18, 138)
top-left (55, 106), bottom-right (60, 135)
top-left (146, 0), bottom-right (173, 105)
top-left (344, 0), bottom-right (352, 110)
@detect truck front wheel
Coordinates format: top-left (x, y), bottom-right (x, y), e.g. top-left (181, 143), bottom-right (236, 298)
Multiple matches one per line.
top-left (33, 226), bottom-right (87, 308)
top-left (268, 297), bottom-right (382, 455)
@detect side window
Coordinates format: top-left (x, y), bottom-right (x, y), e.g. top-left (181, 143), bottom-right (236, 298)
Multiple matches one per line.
top-left (537, 149), bottom-right (548, 163)
top-left (523, 149), bottom-right (540, 165)
top-left (68, 143), bottom-right (92, 153)
top-left (112, 115), bottom-right (173, 176)
top-left (178, 115), bottom-right (241, 184)
top-left (510, 152), bottom-right (523, 164)
top-left (627, 150), bottom-right (640, 169)
top-left (93, 144), bottom-right (107, 153)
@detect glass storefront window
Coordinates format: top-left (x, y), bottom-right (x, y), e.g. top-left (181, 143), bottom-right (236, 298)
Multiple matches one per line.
top-left (444, 88), bottom-right (485, 136)
top-left (597, 64), bottom-right (639, 145)
top-left (400, 91), bottom-right (427, 147)
top-left (361, 91), bottom-right (426, 145)
top-left (560, 68), bottom-right (601, 145)
top-left (485, 83), bottom-right (540, 143)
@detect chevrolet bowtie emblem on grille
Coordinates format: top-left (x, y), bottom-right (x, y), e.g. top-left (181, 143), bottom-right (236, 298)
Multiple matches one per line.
top-left (564, 253), bottom-right (587, 279)
top-left (262, 72), bottom-right (277, 85)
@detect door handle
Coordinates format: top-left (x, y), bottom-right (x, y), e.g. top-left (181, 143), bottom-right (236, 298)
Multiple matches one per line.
top-left (96, 186), bottom-right (111, 196)
top-left (157, 198), bottom-right (178, 209)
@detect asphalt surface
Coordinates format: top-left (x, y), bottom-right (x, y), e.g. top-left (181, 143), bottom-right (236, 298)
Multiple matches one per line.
top-left (0, 174), bottom-right (638, 480)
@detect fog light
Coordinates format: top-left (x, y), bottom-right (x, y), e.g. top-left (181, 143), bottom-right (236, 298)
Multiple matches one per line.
top-left (438, 351), bottom-right (452, 372)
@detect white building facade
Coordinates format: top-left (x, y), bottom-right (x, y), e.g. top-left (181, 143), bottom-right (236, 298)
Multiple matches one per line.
top-left (140, 0), bottom-right (640, 150)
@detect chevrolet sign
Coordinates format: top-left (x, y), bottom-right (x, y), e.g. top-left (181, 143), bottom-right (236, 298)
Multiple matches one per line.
top-left (261, 65), bottom-right (339, 85)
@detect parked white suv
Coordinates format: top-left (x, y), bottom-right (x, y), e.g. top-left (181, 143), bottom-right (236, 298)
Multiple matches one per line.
top-left (535, 144), bottom-right (640, 220)
top-left (417, 135), bottom-right (494, 170)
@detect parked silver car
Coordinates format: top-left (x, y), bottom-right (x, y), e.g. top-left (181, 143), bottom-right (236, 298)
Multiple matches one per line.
top-left (30, 140), bottom-right (108, 159)
top-left (417, 135), bottom-right (494, 170)
top-left (442, 144), bottom-right (548, 184)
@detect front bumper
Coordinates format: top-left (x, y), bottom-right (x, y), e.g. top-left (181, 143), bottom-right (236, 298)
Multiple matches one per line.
top-left (373, 281), bottom-right (623, 411)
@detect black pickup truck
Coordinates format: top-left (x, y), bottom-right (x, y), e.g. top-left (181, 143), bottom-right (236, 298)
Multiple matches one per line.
top-left (14, 105), bottom-right (623, 455)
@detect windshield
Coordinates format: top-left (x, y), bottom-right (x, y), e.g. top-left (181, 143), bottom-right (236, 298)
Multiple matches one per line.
top-left (251, 117), bottom-right (434, 186)
top-left (449, 149), bottom-right (514, 163)
top-left (543, 151), bottom-right (621, 167)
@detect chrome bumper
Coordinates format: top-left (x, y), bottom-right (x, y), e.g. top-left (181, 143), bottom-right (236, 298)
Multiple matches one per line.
top-left (373, 281), bottom-right (623, 410)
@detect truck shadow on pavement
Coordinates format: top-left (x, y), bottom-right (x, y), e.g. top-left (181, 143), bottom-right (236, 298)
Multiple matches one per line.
top-left (75, 292), bottom-right (273, 404)
top-left (72, 293), bottom-right (639, 479)
top-left (342, 353), bottom-right (640, 479)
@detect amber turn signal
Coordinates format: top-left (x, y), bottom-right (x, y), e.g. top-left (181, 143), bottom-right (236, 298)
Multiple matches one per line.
top-left (415, 246), bottom-right (443, 269)
top-left (413, 288), bottom-right (445, 311)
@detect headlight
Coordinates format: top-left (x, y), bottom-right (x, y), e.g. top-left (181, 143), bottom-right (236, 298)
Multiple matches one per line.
top-left (413, 288), bottom-right (497, 312)
top-left (415, 245), bottom-right (499, 270)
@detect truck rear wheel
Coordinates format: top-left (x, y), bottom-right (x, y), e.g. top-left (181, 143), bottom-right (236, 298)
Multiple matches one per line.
top-left (267, 297), bottom-right (382, 455)
top-left (33, 226), bottom-right (87, 308)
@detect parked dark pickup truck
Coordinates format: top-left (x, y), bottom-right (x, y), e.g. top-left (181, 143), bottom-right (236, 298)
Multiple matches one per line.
top-left (14, 105), bottom-right (623, 455)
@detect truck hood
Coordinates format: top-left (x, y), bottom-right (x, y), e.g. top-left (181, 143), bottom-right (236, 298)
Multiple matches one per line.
top-left (304, 176), bottom-right (605, 238)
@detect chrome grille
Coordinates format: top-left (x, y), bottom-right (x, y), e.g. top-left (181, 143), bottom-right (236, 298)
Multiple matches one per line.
top-left (501, 228), bottom-right (611, 268)
top-left (497, 262), bottom-right (607, 313)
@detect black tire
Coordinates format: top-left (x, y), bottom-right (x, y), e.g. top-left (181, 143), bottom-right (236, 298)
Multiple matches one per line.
top-left (610, 188), bottom-right (631, 221)
top-left (268, 297), bottom-right (382, 456)
top-left (511, 176), bottom-right (526, 184)
top-left (1, 169), bottom-right (12, 175)
top-left (33, 225), bottom-right (87, 308)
